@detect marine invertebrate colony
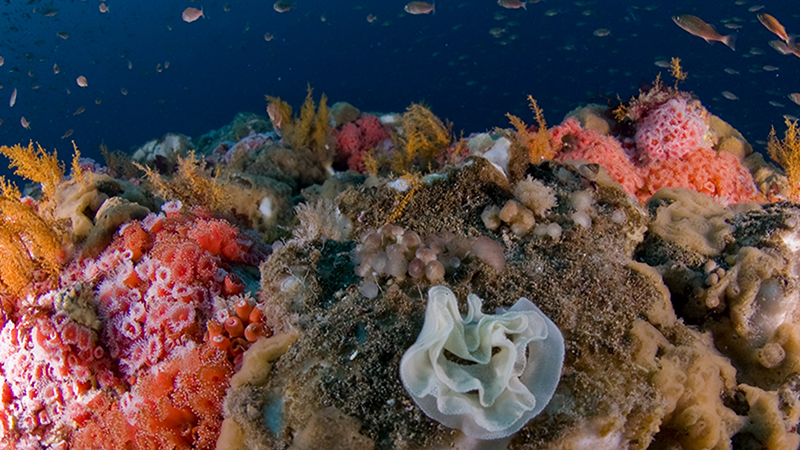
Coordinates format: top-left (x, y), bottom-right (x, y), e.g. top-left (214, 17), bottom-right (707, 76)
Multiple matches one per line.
top-left (634, 97), bottom-right (710, 162)
top-left (0, 199), bottom-right (270, 450)
top-left (3, 83), bottom-right (800, 450)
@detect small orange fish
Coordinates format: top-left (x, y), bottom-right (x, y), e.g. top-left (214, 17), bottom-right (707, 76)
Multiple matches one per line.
top-left (273, 1), bottom-right (293, 13)
top-left (57, 30), bottom-right (70, 39)
top-left (127, 60), bottom-right (133, 70)
top-left (156, 63), bottom-right (163, 73)
top-left (61, 129), bottom-right (74, 139)
top-left (73, 106), bottom-right (85, 115)
top-left (95, 98), bottom-right (101, 105)
top-left (182, 7), bottom-right (204, 23)
top-left (405, 1), bottom-right (435, 15)
top-left (120, 87), bottom-right (128, 95)
top-left (758, 14), bottom-right (790, 44)
top-left (672, 15), bottom-right (736, 51)
top-left (264, 32), bottom-right (274, 41)
top-left (0, 56), bottom-right (3, 66)
top-left (498, 0), bottom-right (526, 10)
top-left (164, 61), bottom-right (170, 69)
top-left (9, 88), bottom-right (16, 107)
top-left (53, 63), bottom-right (60, 74)
top-left (76, 76), bottom-right (88, 87)
top-left (99, 3), bottom-right (108, 13)
top-left (20, 117), bottom-right (30, 129)
top-left (367, 14), bottom-right (377, 23)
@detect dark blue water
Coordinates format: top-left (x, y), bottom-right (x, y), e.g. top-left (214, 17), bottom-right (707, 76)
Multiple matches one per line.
top-left (0, 0), bottom-right (797, 181)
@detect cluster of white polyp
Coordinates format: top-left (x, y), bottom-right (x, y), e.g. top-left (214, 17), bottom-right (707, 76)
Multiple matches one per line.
top-left (352, 224), bottom-right (505, 297)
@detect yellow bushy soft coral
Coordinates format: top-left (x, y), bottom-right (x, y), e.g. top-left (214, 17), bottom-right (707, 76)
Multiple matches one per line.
top-left (506, 96), bottom-right (555, 163)
top-left (669, 57), bottom-right (687, 88)
top-left (0, 142), bottom-right (64, 200)
top-left (0, 184), bottom-right (64, 295)
top-left (70, 141), bottom-right (87, 188)
top-left (137, 150), bottom-right (228, 210)
top-left (0, 221), bottom-right (35, 296)
top-left (312, 93), bottom-right (332, 152)
top-left (266, 86), bottom-right (333, 156)
top-left (393, 103), bottom-right (451, 173)
top-left (0, 143), bottom-right (69, 296)
top-left (768, 118), bottom-right (800, 201)
top-left (293, 87), bottom-right (318, 148)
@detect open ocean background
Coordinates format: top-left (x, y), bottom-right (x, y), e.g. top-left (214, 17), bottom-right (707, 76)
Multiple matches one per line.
top-left (0, 0), bottom-right (797, 182)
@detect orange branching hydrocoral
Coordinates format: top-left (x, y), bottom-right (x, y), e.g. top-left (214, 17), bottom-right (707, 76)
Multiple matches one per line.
top-left (768, 118), bottom-right (800, 201)
top-left (506, 95), bottom-right (556, 163)
top-left (0, 142), bottom-right (64, 200)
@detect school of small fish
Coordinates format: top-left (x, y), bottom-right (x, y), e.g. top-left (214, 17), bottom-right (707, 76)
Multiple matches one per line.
top-left (0, 0), bottom-right (798, 143)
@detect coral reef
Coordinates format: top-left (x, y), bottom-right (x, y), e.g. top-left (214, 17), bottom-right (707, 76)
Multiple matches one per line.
top-left (3, 86), bottom-right (800, 450)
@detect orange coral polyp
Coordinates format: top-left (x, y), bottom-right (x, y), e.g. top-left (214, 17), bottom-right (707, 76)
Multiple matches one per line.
top-left (171, 259), bottom-right (194, 284)
top-left (223, 274), bottom-right (244, 296)
top-left (210, 334), bottom-right (230, 352)
top-left (198, 364), bottom-right (231, 389)
top-left (224, 316), bottom-right (244, 337)
top-left (195, 255), bottom-right (217, 282)
top-left (120, 222), bottom-right (150, 262)
top-left (207, 319), bottom-right (223, 338)
top-left (122, 269), bottom-right (140, 288)
top-left (158, 398), bottom-right (196, 430)
top-left (244, 322), bottom-right (265, 343)
top-left (234, 299), bottom-right (252, 321)
top-left (248, 305), bottom-right (264, 324)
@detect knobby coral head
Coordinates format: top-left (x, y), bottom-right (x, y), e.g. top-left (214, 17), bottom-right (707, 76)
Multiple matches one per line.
top-left (399, 285), bottom-right (564, 441)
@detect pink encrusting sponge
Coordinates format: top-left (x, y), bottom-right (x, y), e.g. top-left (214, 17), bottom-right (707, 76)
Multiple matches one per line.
top-left (634, 98), bottom-right (709, 162)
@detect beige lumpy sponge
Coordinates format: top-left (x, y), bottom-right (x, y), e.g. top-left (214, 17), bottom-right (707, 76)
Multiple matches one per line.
top-left (399, 285), bottom-right (564, 441)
